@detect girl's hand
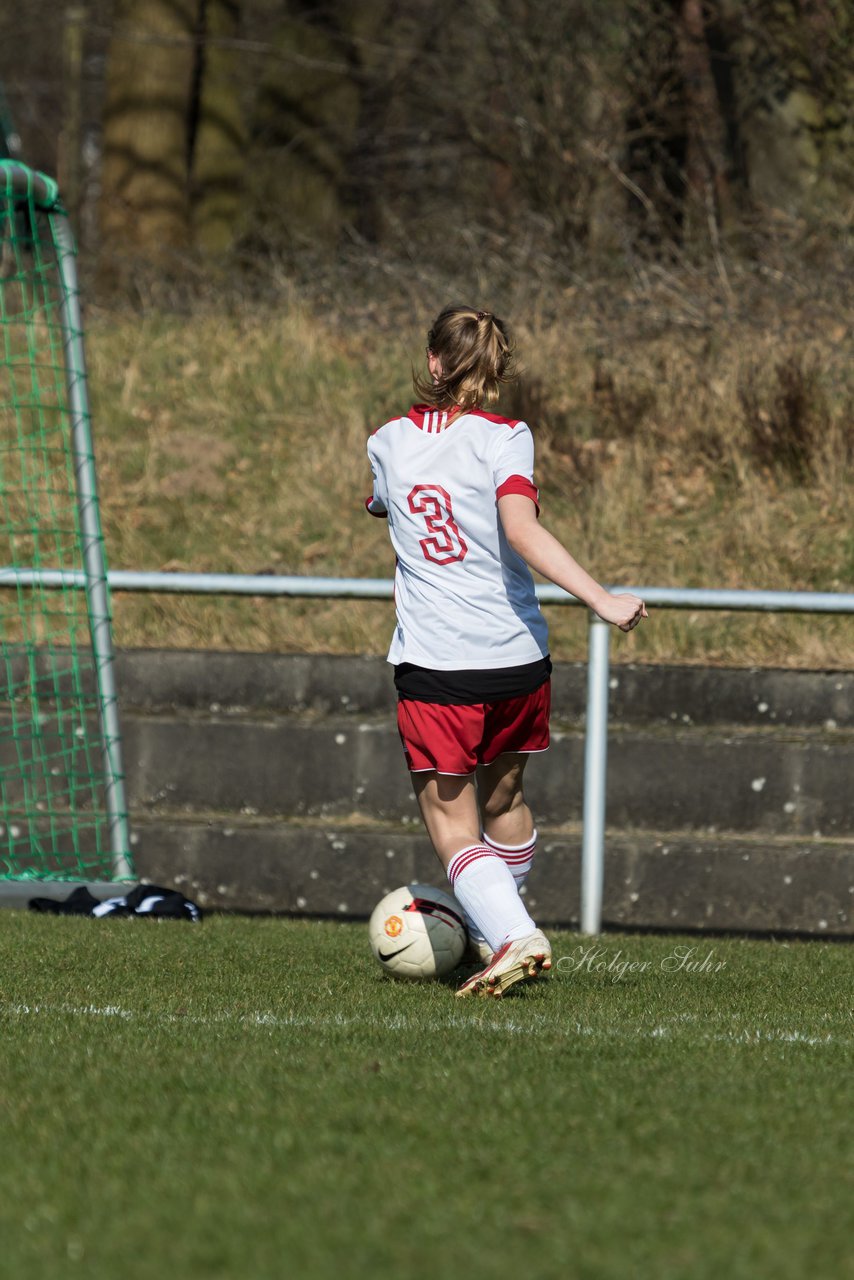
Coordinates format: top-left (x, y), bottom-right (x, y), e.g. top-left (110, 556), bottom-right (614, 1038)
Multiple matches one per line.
top-left (594, 592), bottom-right (648, 632)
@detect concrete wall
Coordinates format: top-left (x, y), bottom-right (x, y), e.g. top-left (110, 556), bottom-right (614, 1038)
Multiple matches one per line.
top-left (100, 651), bottom-right (854, 937)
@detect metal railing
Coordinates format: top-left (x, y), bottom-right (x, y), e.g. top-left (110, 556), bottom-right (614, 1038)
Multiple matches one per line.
top-left (2, 568), bottom-right (852, 931)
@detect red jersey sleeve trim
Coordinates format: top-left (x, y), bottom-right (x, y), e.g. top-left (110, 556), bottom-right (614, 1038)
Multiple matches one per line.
top-left (470, 408), bottom-right (523, 428)
top-left (365, 496), bottom-right (388, 518)
top-left (496, 474), bottom-right (540, 516)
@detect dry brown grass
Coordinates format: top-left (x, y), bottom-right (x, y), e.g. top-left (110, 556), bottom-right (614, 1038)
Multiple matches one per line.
top-left (83, 266), bottom-right (853, 668)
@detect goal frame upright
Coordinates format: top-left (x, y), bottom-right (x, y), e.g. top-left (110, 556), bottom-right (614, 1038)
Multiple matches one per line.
top-left (0, 160), bottom-right (132, 883)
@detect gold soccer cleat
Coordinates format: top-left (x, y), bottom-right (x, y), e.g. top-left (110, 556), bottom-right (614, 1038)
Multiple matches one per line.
top-left (456, 929), bottom-right (551, 998)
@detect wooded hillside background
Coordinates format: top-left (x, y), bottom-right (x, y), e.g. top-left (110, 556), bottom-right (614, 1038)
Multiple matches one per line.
top-left (1, 0), bottom-right (850, 279)
top-left (0, 2), bottom-right (851, 666)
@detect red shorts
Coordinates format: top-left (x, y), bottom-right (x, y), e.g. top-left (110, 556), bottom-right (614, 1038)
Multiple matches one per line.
top-left (397, 682), bottom-right (551, 775)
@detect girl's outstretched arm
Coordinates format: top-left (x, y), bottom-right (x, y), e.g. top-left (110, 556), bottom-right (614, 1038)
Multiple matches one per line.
top-left (498, 494), bottom-right (647, 632)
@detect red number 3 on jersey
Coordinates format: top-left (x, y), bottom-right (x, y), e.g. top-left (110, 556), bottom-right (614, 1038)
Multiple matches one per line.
top-left (407, 484), bottom-right (468, 566)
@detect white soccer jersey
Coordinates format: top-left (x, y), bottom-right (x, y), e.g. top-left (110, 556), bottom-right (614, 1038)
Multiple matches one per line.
top-left (366, 405), bottom-right (549, 670)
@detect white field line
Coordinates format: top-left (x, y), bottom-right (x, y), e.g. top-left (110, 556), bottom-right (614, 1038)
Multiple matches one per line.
top-left (0, 1001), bottom-right (850, 1048)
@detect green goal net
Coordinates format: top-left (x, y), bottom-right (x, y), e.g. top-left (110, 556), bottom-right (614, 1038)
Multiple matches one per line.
top-left (0, 161), bottom-right (132, 883)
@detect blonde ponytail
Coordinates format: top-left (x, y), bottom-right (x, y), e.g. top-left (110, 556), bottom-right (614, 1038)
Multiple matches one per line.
top-left (414, 305), bottom-right (515, 410)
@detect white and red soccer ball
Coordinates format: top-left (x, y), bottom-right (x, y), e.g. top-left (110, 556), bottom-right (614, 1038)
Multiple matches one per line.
top-left (368, 883), bottom-right (467, 980)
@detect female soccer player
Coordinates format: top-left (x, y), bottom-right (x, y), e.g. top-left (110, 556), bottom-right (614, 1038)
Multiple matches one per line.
top-left (365, 305), bottom-right (646, 997)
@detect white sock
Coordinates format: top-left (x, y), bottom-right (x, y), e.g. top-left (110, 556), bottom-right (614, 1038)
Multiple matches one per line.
top-left (463, 831), bottom-right (538, 951)
top-left (447, 844), bottom-right (536, 953)
top-left (484, 828), bottom-right (537, 891)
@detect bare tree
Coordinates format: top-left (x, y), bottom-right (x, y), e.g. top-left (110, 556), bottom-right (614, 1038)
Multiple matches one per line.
top-left (14, 0), bottom-right (842, 269)
top-left (729, 0), bottom-right (852, 213)
top-left (191, 0), bottom-right (247, 253)
top-left (100, 0), bottom-right (199, 256)
top-left (435, 0), bottom-right (623, 249)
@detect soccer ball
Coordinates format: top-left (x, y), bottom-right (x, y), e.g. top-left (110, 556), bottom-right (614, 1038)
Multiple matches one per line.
top-left (368, 883), bottom-right (468, 980)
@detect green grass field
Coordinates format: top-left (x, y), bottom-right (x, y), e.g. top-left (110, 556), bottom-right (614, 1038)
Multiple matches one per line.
top-left (1, 913), bottom-right (851, 1280)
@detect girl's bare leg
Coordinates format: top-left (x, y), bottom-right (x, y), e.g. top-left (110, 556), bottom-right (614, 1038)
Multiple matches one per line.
top-left (476, 752), bottom-right (533, 847)
top-left (410, 770), bottom-right (480, 869)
